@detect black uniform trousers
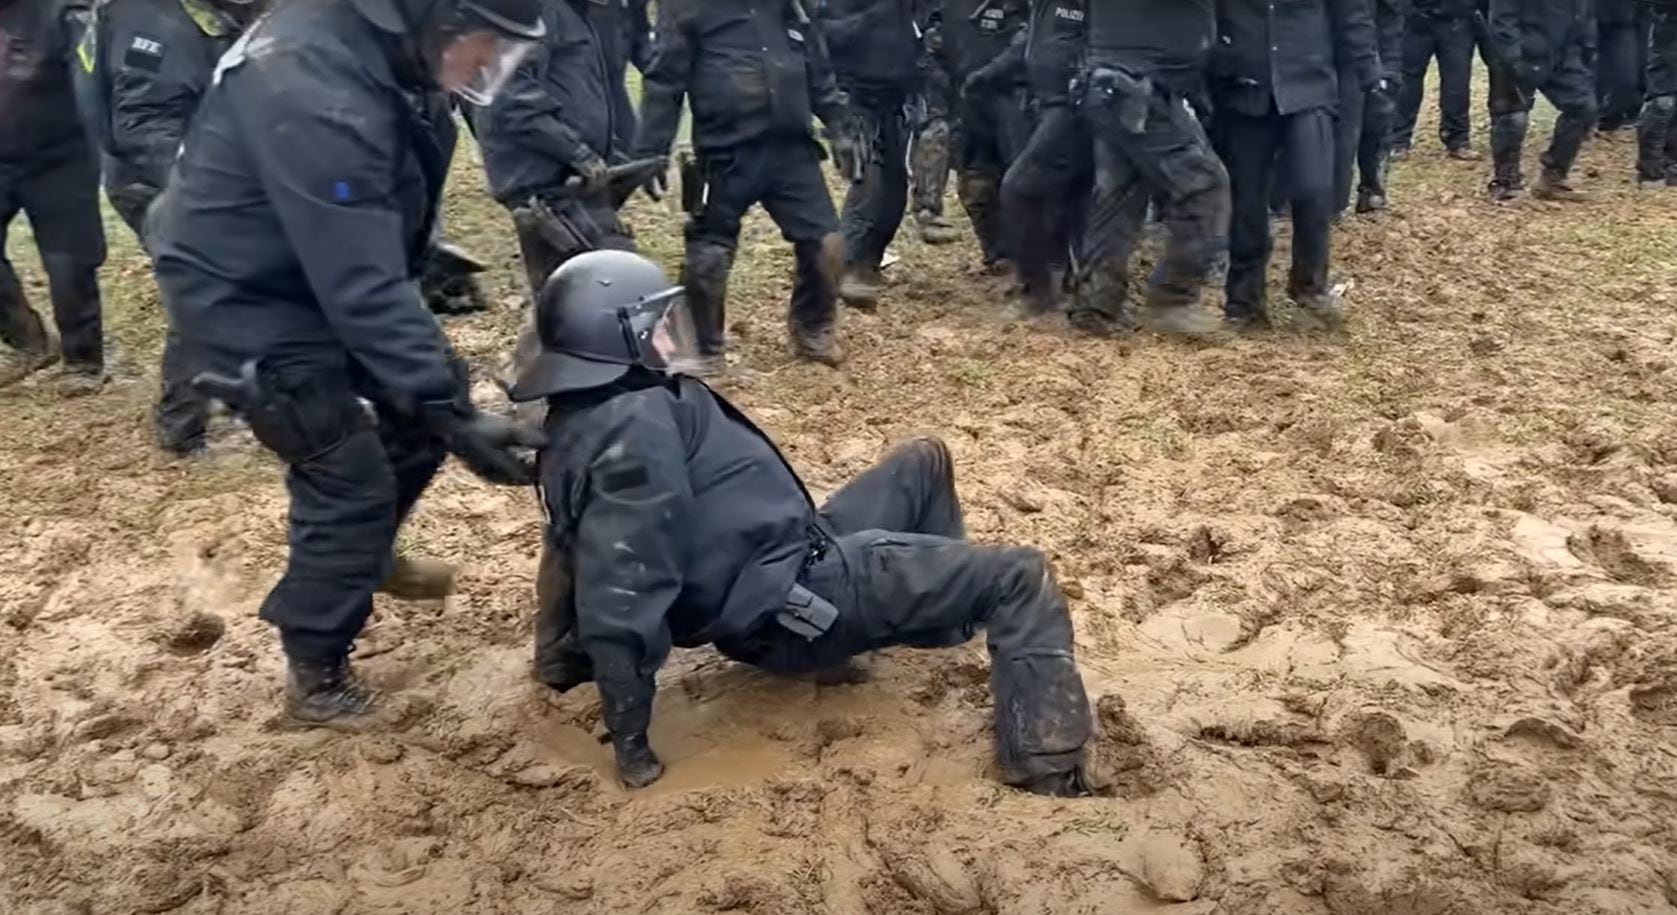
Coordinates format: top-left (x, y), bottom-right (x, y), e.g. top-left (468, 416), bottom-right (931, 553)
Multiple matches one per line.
top-left (237, 346), bottom-right (447, 663)
top-left (0, 142), bottom-right (105, 371)
top-left (683, 138), bottom-right (841, 356)
top-left (955, 89), bottom-right (1034, 264)
top-left (718, 438), bottom-right (1093, 785)
top-left (1394, 13), bottom-right (1477, 151)
top-left (840, 86), bottom-right (913, 270)
top-left (1216, 103), bottom-right (1337, 319)
top-left (1487, 42), bottom-right (1598, 184)
top-left (1637, 12), bottom-right (1677, 181)
top-left (1597, 21), bottom-right (1648, 129)
top-left (1334, 80), bottom-right (1398, 211)
top-left (1001, 105), bottom-right (1093, 297)
top-left (1079, 82), bottom-right (1231, 319)
top-left (112, 186), bottom-right (211, 453)
top-left (911, 63), bottom-right (955, 218)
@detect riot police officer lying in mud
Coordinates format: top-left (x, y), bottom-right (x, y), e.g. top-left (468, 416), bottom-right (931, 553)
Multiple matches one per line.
top-left (513, 250), bottom-right (1096, 797)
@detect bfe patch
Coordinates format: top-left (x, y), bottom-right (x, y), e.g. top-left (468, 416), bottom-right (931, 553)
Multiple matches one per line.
top-left (125, 34), bottom-right (166, 72)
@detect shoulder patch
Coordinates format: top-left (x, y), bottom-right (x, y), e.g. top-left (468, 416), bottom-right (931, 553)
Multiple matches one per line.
top-left (124, 33), bottom-right (165, 72)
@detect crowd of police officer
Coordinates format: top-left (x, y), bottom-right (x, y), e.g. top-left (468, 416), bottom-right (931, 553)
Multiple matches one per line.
top-left (1, 0), bottom-right (1676, 787)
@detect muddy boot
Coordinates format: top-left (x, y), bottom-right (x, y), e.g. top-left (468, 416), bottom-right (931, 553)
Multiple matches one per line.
top-left (1532, 170), bottom-right (1588, 202)
top-left (1641, 178), bottom-right (1668, 191)
top-left (1489, 112), bottom-right (1527, 201)
top-left (839, 264), bottom-right (884, 309)
top-left (789, 317), bottom-right (845, 367)
top-left (379, 555), bottom-right (457, 601)
top-left (286, 657), bottom-right (379, 726)
top-left (1389, 144), bottom-right (1410, 160)
top-left (1001, 275), bottom-right (1061, 321)
top-left (0, 346), bottom-right (59, 388)
top-left (55, 366), bottom-right (104, 398)
top-left (1446, 146), bottom-right (1482, 161)
top-left (0, 278), bottom-right (56, 387)
top-left (1224, 307), bottom-right (1272, 332)
top-left (1067, 307), bottom-right (1137, 338)
top-left (1144, 303), bottom-right (1221, 338)
top-left (683, 240), bottom-right (733, 374)
top-left (420, 241), bottom-right (490, 315)
top-left (1017, 765), bottom-right (1099, 798)
top-left (1488, 177), bottom-right (1524, 201)
top-left (1295, 292), bottom-right (1346, 332)
top-left (916, 210), bottom-right (961, 245)
top-left (1355, 188), bottom-right (1388, 213)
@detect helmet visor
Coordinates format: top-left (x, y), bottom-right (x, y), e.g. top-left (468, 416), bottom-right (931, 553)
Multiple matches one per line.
top-left (620, 288), bottom-right (702, 376)
top-left (447, 30), bottom-right (536, 106)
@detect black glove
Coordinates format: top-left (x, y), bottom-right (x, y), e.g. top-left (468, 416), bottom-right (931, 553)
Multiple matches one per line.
top-left (423, 404), bottom-right (544, 486)
top-left (612, 732), bottom-right (664, 789)
top-left (570, 152), bottom-right (611, 195)
top-left (825, 129), bottom-right (863, 184)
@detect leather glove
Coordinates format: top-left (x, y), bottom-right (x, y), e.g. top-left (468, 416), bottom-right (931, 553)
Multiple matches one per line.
top-left (826, 130), bottom-right (863, 184)
top-left (612, 732), bottom-right (664, 789)
top-left (423, 404), bottom-right (544, 486)
top-left (570, 153), bottom-right (611, 195)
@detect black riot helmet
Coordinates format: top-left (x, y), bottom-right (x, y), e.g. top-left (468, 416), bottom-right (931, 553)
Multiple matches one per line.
top-left (509, 251), bottom-right (702, 402)
top-left (350, 0), bottom-right (545, 104)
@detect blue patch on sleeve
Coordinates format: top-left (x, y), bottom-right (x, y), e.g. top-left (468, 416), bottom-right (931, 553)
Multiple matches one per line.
top-left (333, 181), bottom-right (351, 202)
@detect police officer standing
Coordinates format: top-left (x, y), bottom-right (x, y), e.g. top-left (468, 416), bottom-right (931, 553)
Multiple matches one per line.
top-left (1390, 0), bottom-right (1481, 159)
top-left (999, 0), bottom-right (1090, 317)
top-left (1334, 0), bottom-right (1404, 215)
top-left (475, 0), bottom-right (640, 298)
top-left (0, 0), bottom-right (106, 393)
top-left (1595, 0), bottom-right (1646, 133)
top-left (909, 4), bottom-right (963, 246)
top-left (821, 0), bottom-right (925, 307)
top-left (1636, 4), bottom-right (1677, 187)
top-left (1210, 0), bottom-right (1378, 330)
top-left (513, 249), bottom-right (1095, 796)
top-left (633, 0), bottom-right (855, 374)
top-left (1483, 0), bottom-right (1598, 200)
top-left (79, 0), bottom-right (258, 452)
top-left (1072, 0), bottom-right (1232, 337)
top-left (937, 0), bottom-right (1033, 271)
top-left (147, 0), bottom-right (547, 724)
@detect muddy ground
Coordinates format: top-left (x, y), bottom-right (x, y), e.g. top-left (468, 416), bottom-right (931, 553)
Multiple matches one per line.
top-left (4, 92), bottom-right (1677, 914)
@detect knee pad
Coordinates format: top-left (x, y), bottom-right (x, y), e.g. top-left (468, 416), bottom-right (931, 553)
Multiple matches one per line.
top-left (1648, 95), bottom-right (1677, 117)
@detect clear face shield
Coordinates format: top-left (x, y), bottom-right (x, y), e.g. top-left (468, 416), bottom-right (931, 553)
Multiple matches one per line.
top-left (619, 288), bottom-right (702, 376)
top-left (439, 29), bottom-right (536, 106)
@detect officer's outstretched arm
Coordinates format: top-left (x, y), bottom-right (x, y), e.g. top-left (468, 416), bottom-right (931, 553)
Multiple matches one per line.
top-left (632, 2), bottom-right (694, 159)
top-left (234, 45), bottom-right (460, 407)
top-left (572, 406), bottom-right (692, 789)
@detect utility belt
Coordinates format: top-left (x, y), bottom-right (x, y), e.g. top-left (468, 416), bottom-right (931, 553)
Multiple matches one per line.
top-left (1076, 65), bottom-right (1157, 133)
top-left (778, 523), bottom-right (840, 639)
top-left (511, 191), bottom-right (605, 258)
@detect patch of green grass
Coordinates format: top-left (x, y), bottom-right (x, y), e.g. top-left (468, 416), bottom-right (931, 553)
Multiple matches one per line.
top-left (949, 358), bottom-right (992, 386)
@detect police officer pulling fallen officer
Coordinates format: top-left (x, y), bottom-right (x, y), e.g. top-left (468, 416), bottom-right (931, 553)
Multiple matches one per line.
top-left (148, 0), bottom-right (548, 725)
top-left (516, 250), bottom-right (1095, 796)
